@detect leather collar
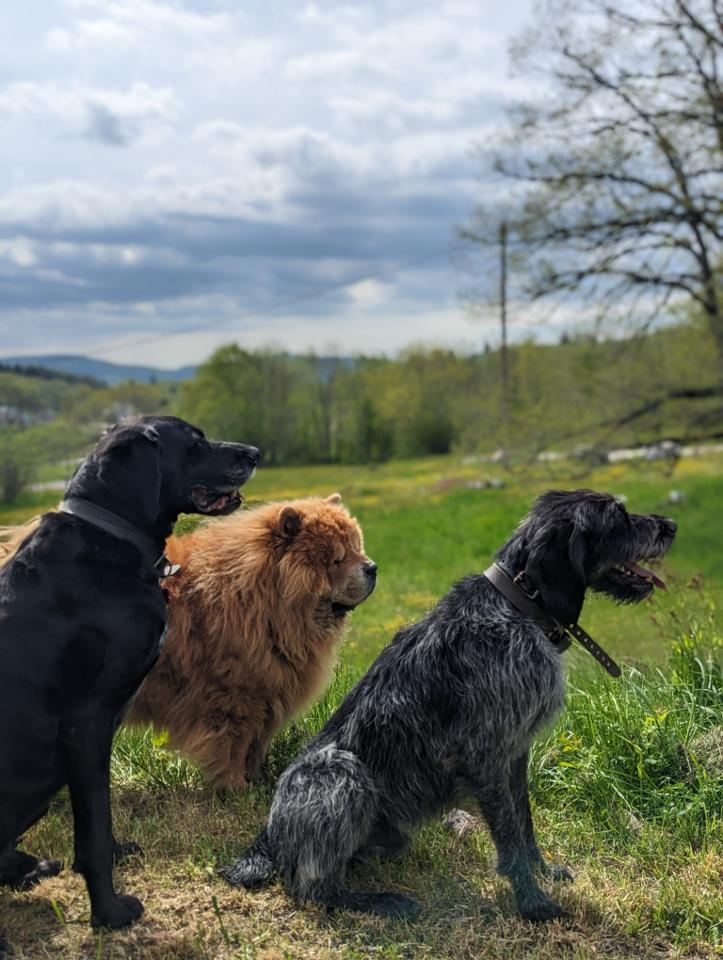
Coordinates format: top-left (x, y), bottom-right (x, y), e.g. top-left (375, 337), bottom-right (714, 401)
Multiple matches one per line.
top-left (58, 497), bottom-right (180, 579)
top-left (483, 562), bottom-right (621, 677)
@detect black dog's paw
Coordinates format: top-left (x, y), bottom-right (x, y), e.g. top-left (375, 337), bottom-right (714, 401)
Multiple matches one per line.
top-left (91, 894), bottom-right (144, 930)
top-left (517, 893), bottom-right (569, 923)
top-left (13, 857), bottom-right (62, 891)
top-left (112, 840), bottom-right (144, 864)
top-left (0, 849), bottom-right (62, 891)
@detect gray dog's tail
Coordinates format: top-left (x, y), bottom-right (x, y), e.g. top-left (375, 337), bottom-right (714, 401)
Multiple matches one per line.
top-left (219, 828), bottom-right (275, 889)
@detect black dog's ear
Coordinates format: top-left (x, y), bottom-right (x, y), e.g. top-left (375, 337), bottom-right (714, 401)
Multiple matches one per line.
top-left (96, 425), bottom-right (161, 527)
top-left (278, 505), bottom-right (301, 541)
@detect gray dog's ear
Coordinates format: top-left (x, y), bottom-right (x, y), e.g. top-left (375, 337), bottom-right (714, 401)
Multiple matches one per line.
top-left (278, 505), bottom-right (302, 540)
top-left (568, 516), bottom-right (588, 581)
top-left (96, 425), bottom-right (161, 527)
top-left (569, 497), bottom-right (619, 580)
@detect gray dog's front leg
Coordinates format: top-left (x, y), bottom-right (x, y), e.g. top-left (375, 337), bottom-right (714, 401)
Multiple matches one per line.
top-left (509, 752), bottom-right (572, 883)
top-left (475, 777), bottom-right (568, 922)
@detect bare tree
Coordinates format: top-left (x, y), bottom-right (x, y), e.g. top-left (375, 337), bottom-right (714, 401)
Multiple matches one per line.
top-left (465, 0), bottom-right (723, 377)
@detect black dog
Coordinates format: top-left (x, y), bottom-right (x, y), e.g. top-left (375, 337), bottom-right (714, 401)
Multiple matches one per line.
top-left (0, 416), bottom-right (258, 939)
top-left (222, 490), bottom-right (676, 921)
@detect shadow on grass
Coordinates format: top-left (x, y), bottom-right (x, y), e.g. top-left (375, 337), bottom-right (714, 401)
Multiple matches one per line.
top-left (1, 793), bottom-right (705, 960)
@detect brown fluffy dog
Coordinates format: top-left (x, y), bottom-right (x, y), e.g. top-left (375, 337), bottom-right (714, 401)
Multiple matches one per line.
top-left (127, 494), bottom-right (376, 789)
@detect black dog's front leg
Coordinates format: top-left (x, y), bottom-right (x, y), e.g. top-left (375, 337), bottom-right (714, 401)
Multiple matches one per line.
top-left (61, 717), bottom-right (143, 929)
top-left (474, 777), bottom-right (568, 922)
top-left (509, 752), bottom-right (572, 883)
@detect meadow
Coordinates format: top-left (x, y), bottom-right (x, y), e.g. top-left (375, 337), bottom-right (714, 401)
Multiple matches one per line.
top-left (0, 452), bottom-right (721, 959)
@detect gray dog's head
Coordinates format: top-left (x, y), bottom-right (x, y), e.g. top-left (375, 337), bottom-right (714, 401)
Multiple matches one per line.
top-left (498, 489), bottom-right (677, 626)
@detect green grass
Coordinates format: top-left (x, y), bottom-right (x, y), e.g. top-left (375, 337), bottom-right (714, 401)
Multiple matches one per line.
top-left (1, 453), bottom-right (722, 958)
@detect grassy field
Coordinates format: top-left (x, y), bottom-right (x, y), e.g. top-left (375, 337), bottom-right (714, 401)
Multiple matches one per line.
top-left (0, 453), bottom-right (721, 959)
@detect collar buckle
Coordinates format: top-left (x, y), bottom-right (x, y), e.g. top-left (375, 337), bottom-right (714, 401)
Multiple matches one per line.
top-left (513, 569), bottom-right (540, 601)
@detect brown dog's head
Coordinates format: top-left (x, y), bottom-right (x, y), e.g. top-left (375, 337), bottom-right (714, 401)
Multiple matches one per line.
top-left (273, 494), bottom-right (376, 618)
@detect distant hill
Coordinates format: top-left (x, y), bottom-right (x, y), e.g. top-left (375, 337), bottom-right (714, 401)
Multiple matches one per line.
top-left (0, 355), bottom-right (197, 385)
top-left (0, 361), bottom-right (104, 389)
top-left (0, 353), bottom-right (357, 386)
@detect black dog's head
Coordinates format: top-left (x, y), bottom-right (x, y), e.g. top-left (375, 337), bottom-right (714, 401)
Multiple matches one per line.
top-left (498, 489), bottom-right (677, 626)
top-left (67, 415), bottom-right (260, 541)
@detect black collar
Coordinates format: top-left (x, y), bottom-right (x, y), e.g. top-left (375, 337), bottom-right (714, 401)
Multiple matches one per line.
top-left (58, 497), bottom-right (180, 580)
top-left (484, 562), bottom-right (621, 677)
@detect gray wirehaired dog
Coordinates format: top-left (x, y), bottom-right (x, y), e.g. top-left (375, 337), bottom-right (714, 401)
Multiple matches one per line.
top-left (221, 490), bottom-right (676, 921)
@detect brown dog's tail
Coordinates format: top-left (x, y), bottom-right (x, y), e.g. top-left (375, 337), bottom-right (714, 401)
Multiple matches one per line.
top-left (0, 516), bottom-right (43, 566)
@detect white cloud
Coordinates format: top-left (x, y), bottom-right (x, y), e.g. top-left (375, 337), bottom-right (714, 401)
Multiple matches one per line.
top-left (0, 237), bottom-right (37, 267)
top-left (0, 80), bottom-right (177, 145)
top-left (0, 0), bottom-right (538, 362)
top-left (347, 278), bottom-right (390, 307)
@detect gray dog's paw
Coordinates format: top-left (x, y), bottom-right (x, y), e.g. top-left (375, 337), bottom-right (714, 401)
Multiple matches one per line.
top-left (442, 808), bottom-right (482, 839)
top-left (535, 857), bottom-right (574, 883)
top-left (517, 892), bottom-right (569, 923)
top-left (371, 893), bottom-right (423, 920)
top-left (548, 863), bottom-right (574, 883)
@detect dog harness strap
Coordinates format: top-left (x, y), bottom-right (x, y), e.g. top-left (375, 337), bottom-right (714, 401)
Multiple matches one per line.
top-left (483, 564), bottom-right (568, 648)
top-left (565, 623), bottom-right (621, 677)
top-left (58, 497), bottom-right (180, 580)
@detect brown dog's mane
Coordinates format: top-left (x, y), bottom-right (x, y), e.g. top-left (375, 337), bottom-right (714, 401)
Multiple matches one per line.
top-left (167, 496), bottom-right (353, 656)
top-left (128, 494), bottom-right (371, 788)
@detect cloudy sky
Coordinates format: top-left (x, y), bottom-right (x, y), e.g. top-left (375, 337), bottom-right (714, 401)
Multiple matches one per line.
top-left (0, 0), bottom-right (537, 368)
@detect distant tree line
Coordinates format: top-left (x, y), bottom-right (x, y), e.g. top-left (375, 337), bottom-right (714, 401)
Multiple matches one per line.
top-left (1, 314), bottom-right (720, 502)
top-left (177, 317), bottom-right (721, 466)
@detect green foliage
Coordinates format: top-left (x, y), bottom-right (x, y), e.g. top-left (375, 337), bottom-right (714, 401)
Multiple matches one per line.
top-left (531, 599), bottom-right (723, 846)
top-left (177, 346), bottom-right (334, 465)
top-left (61, 379), bottom-right (174, 423)
top-left (171, 322), bottom-right (722, 469)
top-left (3, 315), bottom-right (721, 507)
top-left (0, 420), bottom-right (98, 502)
top-left (0, 366), bottom-right (176, 502)
top-left (0, 371), bottom-right (72, 414)
top-left (0, 428), bottom-right (41, 502)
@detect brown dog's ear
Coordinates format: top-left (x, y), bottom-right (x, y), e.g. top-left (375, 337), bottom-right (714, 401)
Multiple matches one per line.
top-left (279, 505), bottom-right (301, 540)
top-left (325, 493), bottom-right (342, 504)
